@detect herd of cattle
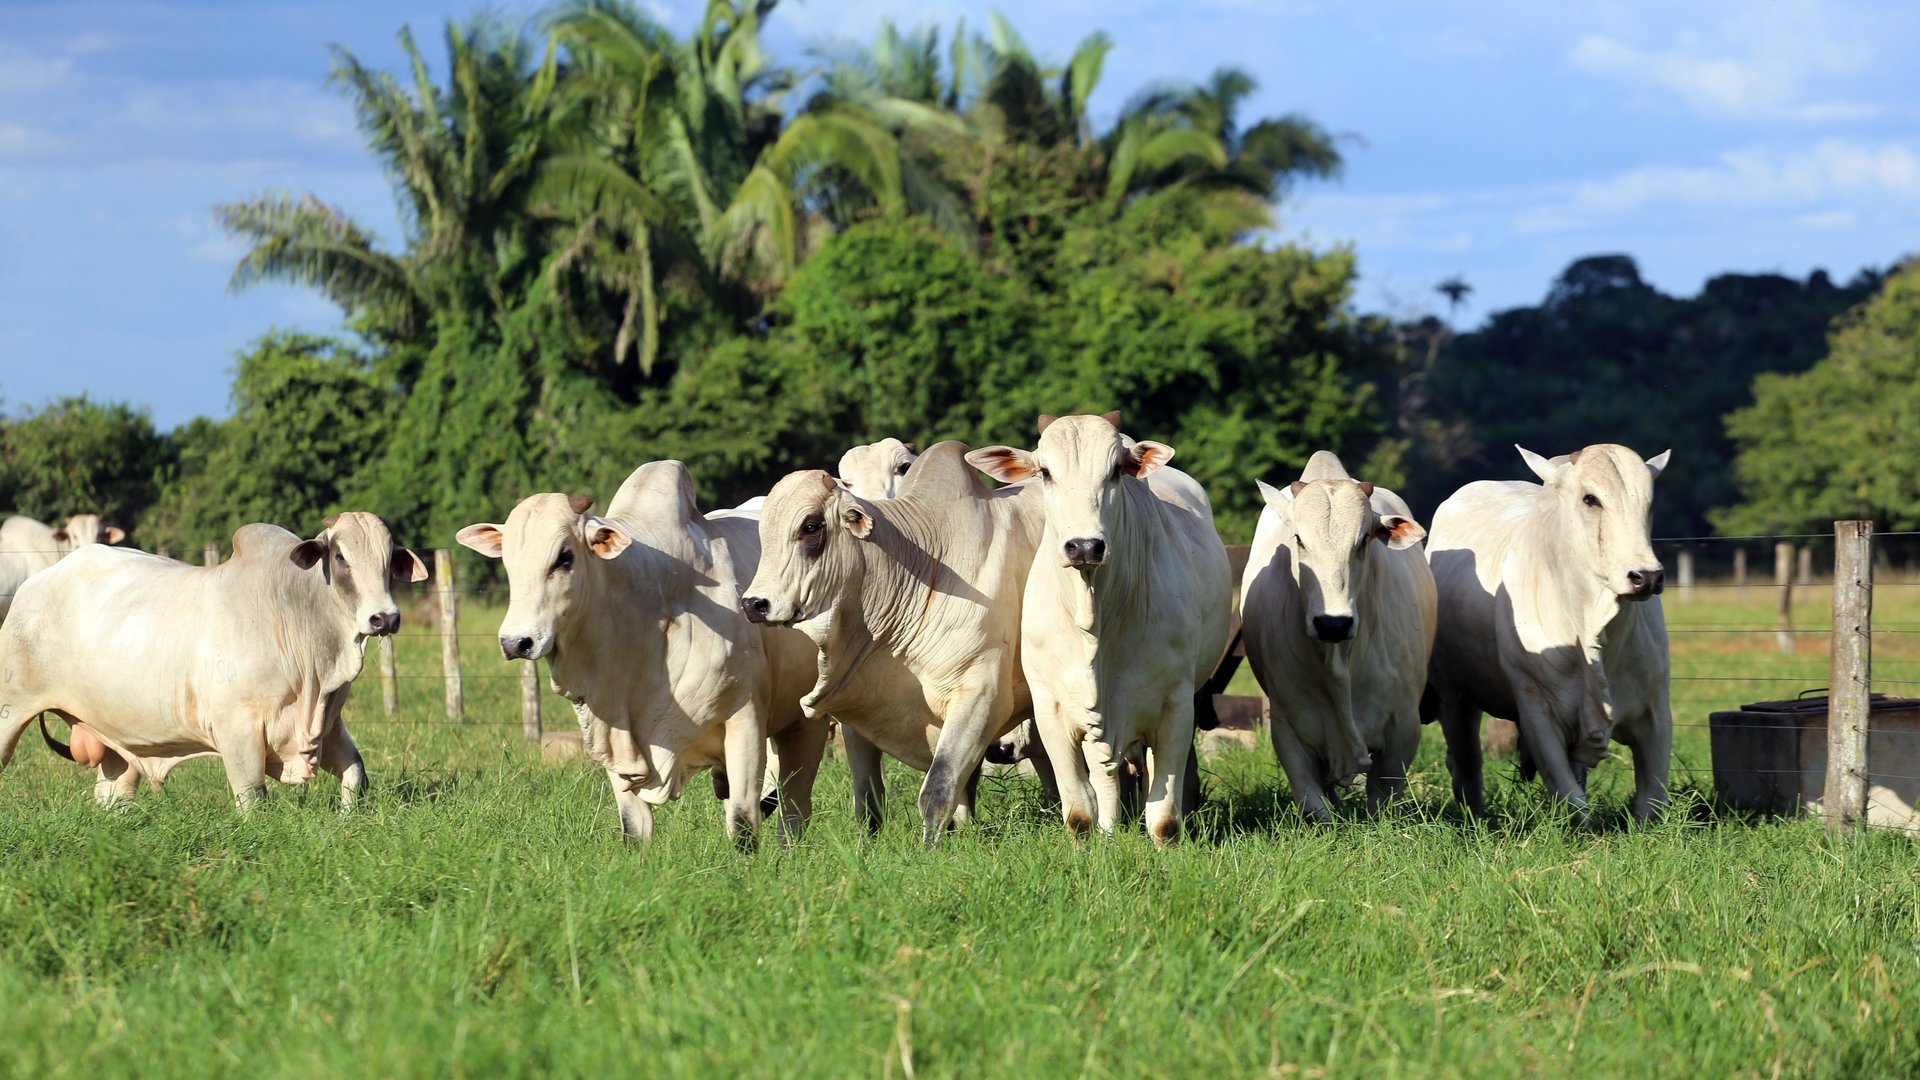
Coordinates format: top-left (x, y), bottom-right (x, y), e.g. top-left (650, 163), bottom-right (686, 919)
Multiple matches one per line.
top-left (0, 412), bottom-right (1675, 846)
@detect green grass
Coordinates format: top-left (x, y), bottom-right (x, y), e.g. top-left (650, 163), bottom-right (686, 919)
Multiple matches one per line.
top-left (3, 586), bottom-right (1918, 1078)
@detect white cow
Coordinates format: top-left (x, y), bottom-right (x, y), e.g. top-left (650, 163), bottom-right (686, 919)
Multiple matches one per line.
top-left (457, 461), bottom-right (826, 844)
top-left (1240, 451), bottom-right (1436, 822)
top-left (0, 513), bottom-right (127, 623)
top-left (837, 438), bottom-right (917, 500)
top-left (969, 412), bottom-right (1232, 844)
top-left (1425, 443), bottom-right (1674, 819)
top-left (742, 442), bottom-right (1047, 844)
top-left (0, 513), bottom-right (423, 808)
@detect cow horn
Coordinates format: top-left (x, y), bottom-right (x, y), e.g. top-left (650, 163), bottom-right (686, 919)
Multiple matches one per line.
top-left (1101, 410), bottom-right (1122, 430)
top-left (322, 514), bottom-right (341, 528)
top-left (568, 495), bottom-right (594, 516)
top-left (1036, 414), bottom-right (1057, 435)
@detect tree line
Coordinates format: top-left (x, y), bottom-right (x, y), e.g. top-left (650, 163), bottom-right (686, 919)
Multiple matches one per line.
top-left (1, 1), bottom-right (1913, 557)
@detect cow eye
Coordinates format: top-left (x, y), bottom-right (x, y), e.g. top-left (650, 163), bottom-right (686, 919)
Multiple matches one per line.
top-left (894, 462), bottom-right (910, 476)
top-left (553, 547), bottom-right (574, 572)
top-left (1583, 494), bottom-right (1602, 509)
top-left (802, 518), bottom-right (822, 535)
top-left (334, 552), bottom-right (350, 571)
top-left (1038, 467), bottom-right (1052, 483)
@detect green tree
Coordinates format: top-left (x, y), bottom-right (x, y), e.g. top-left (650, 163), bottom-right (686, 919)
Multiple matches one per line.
top-left (0, 396), bottom-right (170, 533)
top-left (1716, 263), bottom-right (1920, 534)
top-left (142, 332), bottom-right (393, 552)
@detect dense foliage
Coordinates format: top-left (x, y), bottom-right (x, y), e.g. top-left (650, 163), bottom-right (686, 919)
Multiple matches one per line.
top-left (1388, 255), bottom-right (1882, 537)
top-left (1715, 261), bottom-right (1920, 535)
top-left (0, 397), bottom-right (170, 530)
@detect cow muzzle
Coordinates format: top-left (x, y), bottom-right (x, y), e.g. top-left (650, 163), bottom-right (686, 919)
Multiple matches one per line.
top-left (1063, 536), bottom-right (1107, 567)
top-left (741, 595), bottom-right (772, 623)
top-left (1626, 567), bottom-right (1665, 599)
top-left (1310, 614), bottom-right (1356, 642)
top-left (363, 609), bottom-right (402, 636)
top-left (500, 634), bottom-right (546, 660)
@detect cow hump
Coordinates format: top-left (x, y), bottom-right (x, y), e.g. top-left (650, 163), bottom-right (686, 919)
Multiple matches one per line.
top-left (1298, 450), bottom-right (1351, 483)
top-left (901, 441), bottom-right (984, 502)
top-left (607, 460), bottom-right (700, 528)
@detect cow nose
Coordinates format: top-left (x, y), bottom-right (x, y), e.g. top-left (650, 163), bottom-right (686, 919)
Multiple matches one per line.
top-left (742, 596), bottom-right (771, 623)
top-left (1311, 615), bottom-right (1355, 642)
top-left (501, 636), bottom-right (535, 660)
top-left (367, 610), bottom-right (400, 635)
top-left (1628, 568), bottom-right (1665, 596)
top-left (1064, 537), bottom-right (1107, 566)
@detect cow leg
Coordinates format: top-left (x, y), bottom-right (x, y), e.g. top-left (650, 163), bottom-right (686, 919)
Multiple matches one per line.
top-left (759, 739), bottom-right (783, 817)
top-left (1619, 701), bottom-right (1672, 823)
top-left (1180, 731), bottom-right (1203, 824)
top-left (768, 718), bottom-right (829, 845)
top-left (211, 722), bottom-right (269, 810)
top-left (1084, 734), bottom-right (1126, 835)
top-left (1033, 694), bottom-right (1097, 837)
top-left (1269, 713), bottom-right (1334, 824)
top-left (721, 709), bottom-right (767, 848)
top-left (319, 724), bottom-right (368, 811)
top-left (1513, 687), bottom-right (1588, 817)
top-left (1367, 717), bottom-right (1420, 816)
top-left (1022, 723), bottom-right (1062, 808)
top-left (1435, 691), bottom-right (1488, 817)
top-left (1143, 692), bottom-right (1196, 845)
top-left (94, 751), bottom-right (139, 807)
top-left (610, 775), bottom-right (655, 843)
top-left (918, 681), bottom-right (1002, 846)
top-left (952, 765), bottom-right (982, 830)
top-left (841, 724), bottom-right (887, 835)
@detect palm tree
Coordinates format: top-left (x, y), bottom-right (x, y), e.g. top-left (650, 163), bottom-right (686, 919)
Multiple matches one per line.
top-left (1437, 275), bottom-right (1473, 322)
top-left (219, 20), bottom-right (560, 344)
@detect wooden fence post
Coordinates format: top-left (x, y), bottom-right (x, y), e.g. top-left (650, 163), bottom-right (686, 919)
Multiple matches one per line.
top-left (1774, 541), bottom-right (1795, 654)
top-left (521, 660), bottom-right (542, 741)
top-left (1825, 520), bottom-right (1872, 833)
top-left (1676, 549), bottom-right (1694, 602)
top-left (379, 635), bottom-right (398, 714)
top-left (437, 549), bottom-right (464, 724)
top-left (1733, 548), bottom-right (1748, 597)
top-left (1798, 546), bottom-right (1814, 587)
top-left (203, 542), bottom-right (219, 566)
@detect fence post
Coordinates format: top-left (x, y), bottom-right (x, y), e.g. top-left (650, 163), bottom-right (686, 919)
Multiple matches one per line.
top-left (1774, 541), bottom-right (1795, 654)
top-left (437, 549), bottom-right (464, 724)
top-left (1798, 546), bottom-right (1814, 586)
top-left (1676, 549), bottom-right (1694, 602)
top-left (1733, 548), bottom-right (1748, 596)
top-left (521, 660), bottom-right (542, 741)
top-left (379, 635), bottom-right (398, 714)
top-left (1825, 520), bottom-right (1872, 833)
top-left (203, 542), bottom-right (219, 566)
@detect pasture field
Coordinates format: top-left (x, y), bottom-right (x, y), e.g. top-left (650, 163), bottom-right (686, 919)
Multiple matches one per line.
top-left (4, 582), bottom-right (1919, 1078)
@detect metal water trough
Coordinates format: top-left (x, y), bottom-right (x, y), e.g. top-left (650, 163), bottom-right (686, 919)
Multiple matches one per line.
top-left (1710, 693), bottom-right (1920, 830)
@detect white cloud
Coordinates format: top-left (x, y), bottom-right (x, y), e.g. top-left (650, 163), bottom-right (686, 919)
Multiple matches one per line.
top-left (1568, 1), bottom-right (1876, 120)
top-left (1797, 210), bottom-right (1857, 229)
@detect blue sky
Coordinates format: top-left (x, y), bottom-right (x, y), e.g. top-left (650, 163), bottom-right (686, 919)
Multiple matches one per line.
top-left (2, 0), bottom-right (1915, 429)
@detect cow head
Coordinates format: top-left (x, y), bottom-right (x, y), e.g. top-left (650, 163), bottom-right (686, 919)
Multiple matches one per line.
top-left (837, 438), bottom-right (917, 500)
top-left (741, 470), bottom-right (870, 629)
top-left (50, 513), bottom-right (126, 554)
top-left (288, 511), bottom-right (428, 637)
top-left (1518, 443), bottom-right (1671, 600)
top-left (1257, 477), bottom-right (1425, 643)
top-left (966, 412), bottom-right (1174, 570)
top-left (457, 494), bottom-right (631, 660)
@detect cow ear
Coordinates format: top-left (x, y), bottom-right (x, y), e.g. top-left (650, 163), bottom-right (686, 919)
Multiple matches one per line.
top-left (1645, 449), bottom-right (1671, 478)
top-left (587, 521), bottom-right (631, 559)
top-left (290, 537), bottom-right (327, 570)
top-left (966, 446), bottom-right (1038, 483)
top-left (1375, 515), bottom-right (1427, 550)
top-left (1256, 479), bottom-right (1289, 507)
top-left (455, 524), bottom-right (505, 560)
top-left (392, 546), bottom-right (430, 583)
top-left (1516, 445), bottom-right (1566, 484)
top-left (1124, 440), bottom-right (1175, 478)
top-left (568, 495), bottom-right (594, 516)
top-left (842, 504), bottom-right (873, 540)
top-left (104, 527), bottom-right (126, 545)
top-left (1100, 410), bottom-right (1123, 430)
top-left (1036, 414), bottom-right (1057, 436)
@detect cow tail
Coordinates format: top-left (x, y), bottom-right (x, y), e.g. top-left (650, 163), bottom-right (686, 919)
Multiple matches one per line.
top-left (37, 714), bottom-right (75, 762)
